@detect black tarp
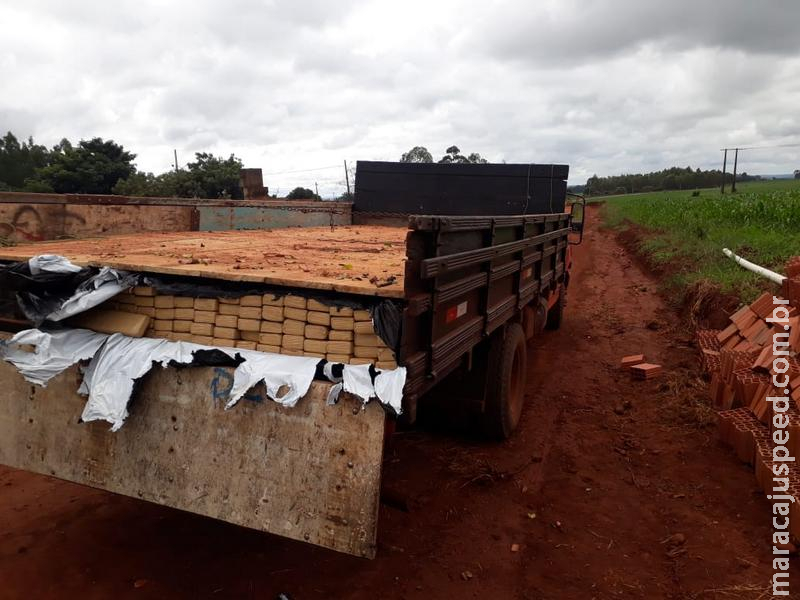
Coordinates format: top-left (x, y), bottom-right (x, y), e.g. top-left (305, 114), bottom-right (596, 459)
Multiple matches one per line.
top-left (354, 160), bottom-right (569, 216)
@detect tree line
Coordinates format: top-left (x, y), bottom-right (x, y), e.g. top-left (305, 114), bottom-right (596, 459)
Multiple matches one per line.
top-left (0, 131), bottom-right (247, 199)
top-left (400, 145), bottom-right (488, 164)
top-left (581, 166), bottom-right (765, 196)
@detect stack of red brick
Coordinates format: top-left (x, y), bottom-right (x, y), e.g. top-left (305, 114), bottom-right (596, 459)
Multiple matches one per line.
top-left (698, 257), bottom-right (800, 539)
top-left (784, 257), bottom-right (800, 307)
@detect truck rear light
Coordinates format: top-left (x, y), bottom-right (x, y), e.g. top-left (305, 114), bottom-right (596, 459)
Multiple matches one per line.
top-left (445, 301), bottom-right (468, 323)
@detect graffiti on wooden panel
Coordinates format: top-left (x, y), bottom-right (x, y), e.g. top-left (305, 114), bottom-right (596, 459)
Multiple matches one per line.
top-left (0, 205), bottom-right (86, 243)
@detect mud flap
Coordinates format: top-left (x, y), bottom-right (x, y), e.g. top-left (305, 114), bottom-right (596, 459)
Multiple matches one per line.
top-left (0, 361), bottom-right (385, 558)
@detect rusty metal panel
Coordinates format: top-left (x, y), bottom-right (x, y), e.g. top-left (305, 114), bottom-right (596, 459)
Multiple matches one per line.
top-left (0, 362), bottom-right (385, 558)
top-left (197, 205), bottom-right (351, 231)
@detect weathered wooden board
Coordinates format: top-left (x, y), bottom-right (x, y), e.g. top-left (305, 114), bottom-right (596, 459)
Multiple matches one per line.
top-left (0, 226), bottom-right (407, 298)
top-left (0, 201), bottom-right (194, 243)
top-left (0, 192), bottom-right (353, 243)
top-left (0, 361), bottom-right (386, 558)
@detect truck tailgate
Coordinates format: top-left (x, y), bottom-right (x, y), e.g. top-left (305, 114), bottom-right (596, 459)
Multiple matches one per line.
top-left (0, 361), bottom-right (385, 558)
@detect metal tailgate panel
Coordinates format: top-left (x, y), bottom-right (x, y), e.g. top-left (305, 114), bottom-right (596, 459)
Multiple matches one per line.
top-left (0, 362), bottom-right (385, 558)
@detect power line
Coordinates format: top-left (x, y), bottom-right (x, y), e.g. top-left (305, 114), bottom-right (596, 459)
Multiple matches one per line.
top-left (720, 142), bottom-right (800, 151)
top-left (718, 140), bottom-right (799, 193)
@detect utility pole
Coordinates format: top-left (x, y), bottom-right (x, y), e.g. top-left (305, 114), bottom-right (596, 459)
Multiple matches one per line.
top-left (720, 148), bottom-right (728, 194)
top-left (731, 148), bottom-right (739, 192)
top-left (315, 182), bottom-right (319, 198)
top-left (344, 160), bottom-right (351, 198)
top-left (174, 149), bottom-right (179, 172)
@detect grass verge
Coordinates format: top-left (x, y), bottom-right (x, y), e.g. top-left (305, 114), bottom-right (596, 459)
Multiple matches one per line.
top-left (599, 179), bottom-right (800, 303)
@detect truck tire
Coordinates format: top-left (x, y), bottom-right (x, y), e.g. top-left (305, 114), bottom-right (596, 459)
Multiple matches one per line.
top-left (545, 285), bottom-right (566, 330)
top-left (483, 323), bottom-right (527, 439)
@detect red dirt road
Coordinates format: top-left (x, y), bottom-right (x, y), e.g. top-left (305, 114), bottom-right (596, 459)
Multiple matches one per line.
top-left (1, 208), bottom-right (796, 599)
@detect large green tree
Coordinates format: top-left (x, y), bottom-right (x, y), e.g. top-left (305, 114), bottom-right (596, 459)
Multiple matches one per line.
top-left (286, 186), bottom-right (320, 200)
top-left (30, 137), bottom-right (136, 194)
top-left (113, 152), bottom-right (244, 199)
top-left (0, 132), bottom-right (51, 190)
top-left (184, 152), bottom-right (243, 199)
top-left (401, 145), bottom-right (489, 164)
top-left (438, 145), bottom-right (488, 164)
top-left (400, 146), bottom-right (433, 163)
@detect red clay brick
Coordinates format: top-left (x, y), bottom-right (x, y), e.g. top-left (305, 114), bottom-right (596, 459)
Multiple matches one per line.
top-left (749, 292), bottom-right (775, 319)
top-left (620, 354), bottom-right (645, 368)
top-left (734, 309), bottom-right (758, 332)
top-left (631, 363), bottom-right (662, 379)
top-left (715, 323), bottom-right (738, 345)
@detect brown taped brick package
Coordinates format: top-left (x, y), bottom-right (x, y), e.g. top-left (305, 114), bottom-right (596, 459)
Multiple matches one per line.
top-left (90, 288), bottom-right (400, 370)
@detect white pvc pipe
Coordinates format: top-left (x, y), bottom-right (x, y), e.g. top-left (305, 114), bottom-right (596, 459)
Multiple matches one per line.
top-left (722, 248), bottom-right (786, 284)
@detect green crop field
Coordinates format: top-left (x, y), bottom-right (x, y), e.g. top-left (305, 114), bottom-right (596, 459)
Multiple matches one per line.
top-left (599, 178), bottom-right (800, 302)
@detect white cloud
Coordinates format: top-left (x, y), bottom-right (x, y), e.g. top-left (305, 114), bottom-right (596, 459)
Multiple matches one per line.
top-left (0, 0), bottom-right (798, 196)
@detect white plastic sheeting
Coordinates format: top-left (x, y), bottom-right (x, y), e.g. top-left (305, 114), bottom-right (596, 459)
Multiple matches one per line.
top-left (45, 266), bottom-right (136, 322)
top-left (28, 254), bottom-right (82, 275)
top-left (0, 328), bottom-right (107, 386)
top-left (1, 328), bottom-right (406, 432)
top-left (225, 351), bottom-right (320, 410)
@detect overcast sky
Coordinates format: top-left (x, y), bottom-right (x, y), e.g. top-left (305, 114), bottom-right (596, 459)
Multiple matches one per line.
top-left (1, 0), bottom-right (799, 196)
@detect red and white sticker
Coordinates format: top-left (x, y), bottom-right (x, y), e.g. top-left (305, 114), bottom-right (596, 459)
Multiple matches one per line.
top-left (445, 301), bottom-right (468, 323)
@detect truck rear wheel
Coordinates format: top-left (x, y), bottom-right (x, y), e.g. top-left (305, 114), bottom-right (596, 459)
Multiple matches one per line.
top-left (483, 323), bottom-right (527, 439)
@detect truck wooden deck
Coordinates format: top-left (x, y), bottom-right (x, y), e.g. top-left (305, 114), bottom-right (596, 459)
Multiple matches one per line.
top-left (0, 226), bottom-right (407, 297)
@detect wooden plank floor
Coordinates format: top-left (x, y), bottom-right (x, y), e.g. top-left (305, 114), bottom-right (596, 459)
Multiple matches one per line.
top-left (0, 226), bottom-right (408, 298)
